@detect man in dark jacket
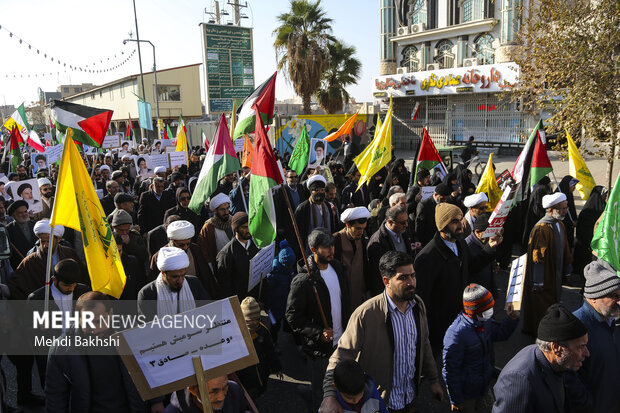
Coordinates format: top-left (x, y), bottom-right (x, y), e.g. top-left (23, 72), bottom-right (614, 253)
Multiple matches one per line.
top-left (295, 175), bottom-right (335, 254)
top-left (147, 215), bottom-right (180, 260)
top-left (465, 214), bottom-right (503, 291)
top-left (216, 212), bottom-right (259, 300)
top-left (367, 205), bottom-right (412, 279)
top-left (414, 202), bottom-right (470, 354)
top-left (286, 228), bottom-right (351, 411)
top-left (415, 182), bottom-right (451, 247)
top-left (100, 179), bottom-right (119, 217)
top-left (164, 187), bottom-right (203, 238)
top-left (341, 167), bottom-right (370, 210)
top-left (5, 200), bottom-right (36, 270)
top-left (45, 291), bottom-right (146, 413)
top-left (138, 176), bottom-right (176, 234)
top-left (493, 304), bottom-right (589, 413)
top-left (274, 169), bottom-right (308, 255)
top-left (406, 167), bottom-right (430, 219)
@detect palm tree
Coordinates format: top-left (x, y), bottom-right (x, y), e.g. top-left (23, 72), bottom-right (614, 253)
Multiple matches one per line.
top-left (273, 0), bottom-right (334, 115)
top-left (316, 40), bottom-right (361, 114)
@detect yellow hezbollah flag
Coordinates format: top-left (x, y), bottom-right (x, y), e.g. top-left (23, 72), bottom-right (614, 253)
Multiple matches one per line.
top-left (354, 96), bottom-right (392, 191)
top-left (175, 116), bottom-right (189, 165)
top-left (475, 152), bottom-right (502, 211)
top-left (50, 129), bottom-right (126, 298)
top-left (566, 130), bottom-right (595, 200)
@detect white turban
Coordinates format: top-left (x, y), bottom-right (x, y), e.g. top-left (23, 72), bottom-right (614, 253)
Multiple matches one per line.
top-left (341, 207), bottom-right (371, 223)
top-left (464, 193), bottom-right (489, 208)
top-left (306, 174), bottom-right (327, 189)
top-left (121, 154), bottom-right (130, 161)
top-left (100, 165), bottom-right (110, 172)
top-left (37, 178), bottom-right (52, 188)
top-left (33, 219), bottom-right (65, 238)
top-left (210, 193), bottom-right (231, 211)
top-left (157, 246), bottom-right (189, 272)
top-left (542, 192), bottom-right (567, 209)
top-left (154, 166), bottom-right (166, 174)
top-left (166, 220), bottom-right (195, 240)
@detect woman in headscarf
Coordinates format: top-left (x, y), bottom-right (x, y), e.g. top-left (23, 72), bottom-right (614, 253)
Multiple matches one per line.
top-left (521, 176), bottom-right (552, 246)
top-left (573, 185), bottom-right (608, 276)
top-left (457, 168), bottom-right (476, 201)
top-left (559, 175), bottom-right (579, 247)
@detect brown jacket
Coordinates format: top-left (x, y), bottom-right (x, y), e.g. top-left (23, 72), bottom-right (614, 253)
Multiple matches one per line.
top-left (322, 292), bottom-right (438, 404)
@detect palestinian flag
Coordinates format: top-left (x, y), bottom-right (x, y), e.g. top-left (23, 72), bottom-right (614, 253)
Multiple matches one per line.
top-left (232, 72), bottom-right (276, 140)
top-left (165, 124), bottom-right (173, 140)
top-left (414, 127), bottom-right (446, 182)
top-left (529, 131), bottom-right (553, 188)
top-left (188, 113), bottom-right (241, 213)
top-left (512, 119), bottom-right (543, 202)
top-left (51, 100), bottom-right (113, 147)
top-left (248, 103), bottom-right (283, 248)
top-left (9, 126), bottom-right (22, 172)
top-left (288, 124), bottom-right (310, 175)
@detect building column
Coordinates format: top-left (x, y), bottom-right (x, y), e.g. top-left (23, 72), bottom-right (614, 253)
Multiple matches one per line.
top-left (457, 35), bottom-right (469, 66)
top-left (380, 0), bottom-right (397, 75)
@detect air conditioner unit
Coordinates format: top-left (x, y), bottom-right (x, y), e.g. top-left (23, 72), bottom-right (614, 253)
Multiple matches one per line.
top-left (426, 63), bottom-right (440, 71)
top-left (463, 58), bottom-right (479, 67)
top-left (397, 26), bottom-right (410, 36)
top-left (410, 23), bottom-right (426, 34)
top-left (396, 67), bottom-right (409, 74)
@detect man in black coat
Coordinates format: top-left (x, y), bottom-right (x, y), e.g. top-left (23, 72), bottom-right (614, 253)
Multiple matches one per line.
top-left (274, 169), bottom-right (308, 249)
top-left (138, 176), bottom-right (176, 235)
top-left (414, 202), bottom-right (470, 354)
top-left (465, 214), bottom-right (504, 292)
top-left (100, 179), bottom-right (120, 217)
top-left (415, 182), bottom-right (452, 247)
top-left (294, 175), bottom-right (335, 255)
top-left (285, 228), bottom-right (351, 411)
top-left (164, 187), bottom-right (203, 239)
top-left (5, 200), bottom-right (36, 270)
top-left (367, 205), bottom-right (412, 279)
top-left (340, 167), bottom-right (370, 210)
top-left (216, 212), bottom-right (260, 300)
top-left (406, 167), bottom-right (430, 218)
top-left (146, 215), bottom-right (180, 261)
top-left (45, 291), bottom-right (146, 413)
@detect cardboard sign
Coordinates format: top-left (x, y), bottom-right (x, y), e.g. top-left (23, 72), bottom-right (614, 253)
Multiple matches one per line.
top-left (482, 183), bottom-right (519, 238)
top-left (161, 139), bottom-right (173, 147)
top-left (150, 154), bottom-right (170, 169)
top-left (506, 254), bottom-right (526, 310)
top-left (102, 134), bottom-right (122, 149)
top-left (164, 146), bottom-right (177, 153)
top-left (45, 143), bottom-right (64, 165)
top-left (169, 151), bottom-right (187, 168)
top-left (234, 138), bottom-right (245, 153)
top-left (248, 242), bottom-right (275, 292)
top-left (421, 186), bottom-right (436, 201)
top-left (114, 297), bottom-right (258, 400)
top-left (496, 169), bottom-right (512, 188)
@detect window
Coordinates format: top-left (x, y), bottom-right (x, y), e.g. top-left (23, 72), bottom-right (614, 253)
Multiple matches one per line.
top-left (461, 0), bottom-right (483, 22)
top-left (74, 87), bottom-right (81, 93)
top-left (501, 0), bottom-right (519, 43)
top-left (474, 34), bottom-right (495, 64)
top-left (109, 87), bottom-right (114, 101)
top-left (435, 40), bottom-right (455, 69)
top-left (157, 85), bottom-right (181, 102)
top-left (400, 46), bottom-right (420, 72)
top-left (409, 0), bottom-right (427, 25)
top-left (63, 87), bottom-right (69, 93)
top-left (120, 83), bottom-right (125, 98)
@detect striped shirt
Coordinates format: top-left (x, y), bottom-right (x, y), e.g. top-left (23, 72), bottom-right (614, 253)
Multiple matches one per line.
top-left (385, 292), bottom-right (417, 409)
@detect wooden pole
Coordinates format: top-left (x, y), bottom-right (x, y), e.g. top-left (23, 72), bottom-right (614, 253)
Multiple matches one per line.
top-left (192, 356), bottom-right (213, 413)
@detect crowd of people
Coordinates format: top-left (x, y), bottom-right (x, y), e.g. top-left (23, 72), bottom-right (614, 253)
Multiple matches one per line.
top-left (0, 137), bottom-right (617, 413)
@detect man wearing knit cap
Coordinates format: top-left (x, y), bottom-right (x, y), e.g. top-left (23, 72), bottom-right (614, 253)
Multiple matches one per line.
top-left (443, 284), bottom-right (519, 411)
top-left (216, 212), bottom-right (260, 300)
top-left (461, 192), bottom-right (488, 238)
top-left (138, 176), bottom-right (176, 234)
top-left (522, 192), bottom-right (572, 334)
top-left (415, 202), bottom-right (470, 355)
top-left (7, 220), bottom-right (85, 300)
top-left (564, 257), bottom-right (620, 412)
top-left (334, 207), bottom-right (378, 311)
top-left (198, 192), bottom-right (233, 271)
top-left (415, 182), bottom-right (452, 246)
top-left (106, 192), bottom-right (138, 229)
top-left (493, 304), bottom-right (589, 413)
top-left (111, 210), bottom-right (148, 264)
top-left (295, 174), bottom-right (335, 251)
top-left (34, 177), bottom-right (54, 220)
top-left (149, 220), bottom-right (216, 297)
top-left (138, 246), bottom-right (209, 320)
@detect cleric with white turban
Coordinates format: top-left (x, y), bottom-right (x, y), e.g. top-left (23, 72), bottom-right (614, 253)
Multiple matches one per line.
top-left (306, 174), bottom-right (327, 190)
top-left (150, 246), bottom-right (199, 317)
top-left (154, 166), bottom-right (166, 175)
top-left (340, 207), bottom-right (371, 223)
top-left (33, 219), bottom-right (65, 268)
top-left (463, 192), bottom-right (489, 235)
top-left (542, 192), bottom-right (567, 209)
top-left (156, 246), bottom-right (189, 272)
top-left (210, 193), bottom-right (231, 211)
top-left (166, 220), bottom-right (195, 241)
top-left (34, 219), bottom-right (65, 238)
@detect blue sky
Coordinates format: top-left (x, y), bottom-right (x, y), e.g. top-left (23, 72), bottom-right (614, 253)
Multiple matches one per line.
top-left (0, 0), bottom-right (379, 108)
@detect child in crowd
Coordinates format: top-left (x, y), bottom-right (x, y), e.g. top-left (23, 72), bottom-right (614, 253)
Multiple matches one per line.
top-left (332, 359), bottom-right (389, 413)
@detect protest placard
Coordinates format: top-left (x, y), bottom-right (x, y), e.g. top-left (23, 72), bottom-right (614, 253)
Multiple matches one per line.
top-left (482, 183), bottom-right (519, 238)
top-left (12, 178), bottom-right (42, 214)
top-left (161, 139), bottom-right (173, 147)
top-left (114, 297), bottom-right (258, 400)
top-left (248, 242), bottom-right (275, 292)
top-left (150, 154), bottom-right (170, 169)
top-left (506, 254), bottom-right (526, 310)
top-left (45, 144), bottom-right (63, 165)
top-left (164, 146), bottom-right (176, 153)
top-left (496, 169), bottom-right (512, 189)
top-left (421, 186), bottom-right (436, 201)
top-left (102, 134), bottom-right (121, 149)
top-left (169, 151), bottom-right (187, 168)
top-left (95, 189), bottom-right (104, 199)
top-left (234, 138), bottom-right (244, 153)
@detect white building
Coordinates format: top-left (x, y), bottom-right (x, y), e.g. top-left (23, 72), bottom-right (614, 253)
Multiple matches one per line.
top-left (376, 0), bottom-right (532, 151)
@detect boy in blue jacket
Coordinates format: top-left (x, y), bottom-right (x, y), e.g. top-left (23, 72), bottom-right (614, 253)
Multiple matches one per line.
top-left (330, 359), bottom-right (389, 413)
top-left (443, 283), bottom-right (519, 412)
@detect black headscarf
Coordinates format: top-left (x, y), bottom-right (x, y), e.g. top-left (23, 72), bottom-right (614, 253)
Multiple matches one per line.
top-left (559, 175), bottom-right (578, 221)
top-left (582, 185), bottom-right (606, 214)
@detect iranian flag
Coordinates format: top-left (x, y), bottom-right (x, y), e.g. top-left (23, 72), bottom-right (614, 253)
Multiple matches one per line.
top-left (414, 127), bottom-right (447, 182)
top-left (529, 131), bottom-right (553, 188)
top-left (188, 114), bottom-right (241, 213)
top-left (232, 72), bottom-right (276, 140)
top-left (51, 100), bottom-right (113, 147)
top-left (3, 103), bottom-right (44, 152)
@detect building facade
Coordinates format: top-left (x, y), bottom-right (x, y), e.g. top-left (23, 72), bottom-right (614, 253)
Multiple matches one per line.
top-left (376, 0), bottom-right (531, 151)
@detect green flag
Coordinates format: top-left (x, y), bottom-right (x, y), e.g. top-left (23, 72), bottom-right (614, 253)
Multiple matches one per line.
top-left (288, 125), bottom-right (310, 176)
top-left (591, 173), bottom-right (620, 272)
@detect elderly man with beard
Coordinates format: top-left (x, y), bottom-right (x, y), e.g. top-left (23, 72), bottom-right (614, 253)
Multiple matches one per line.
top-left (522, 192), bottom-right (572, 335)
top-left (564, 258), bottom-right (620, 412)
top-left (34, 177), bottom-right (54, 220)
top-left (5, 200), bottom-right (36, 269)
top-left (295, 175), bottom-right (335, 253)
top-left (320, 251), bottom-right (442, 413)
top-left (414, 203), bottom-right (470, 357)
top-left (46, 291), bottom-right (145, 412)
top-left (493, 304), bottom-right (589, 413)
top-left (164, 376), bottom-right (250, 413)
top-left (461, 192), bottom-right (488, 238)
top-left (149, 220), bottom-right (216, 298)
top-left (199, 193), bottom-right (233, 272)
top-left (100, 179), bottom-right (119, 216)
top-left (138, 246), bottom-right (209, 321)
